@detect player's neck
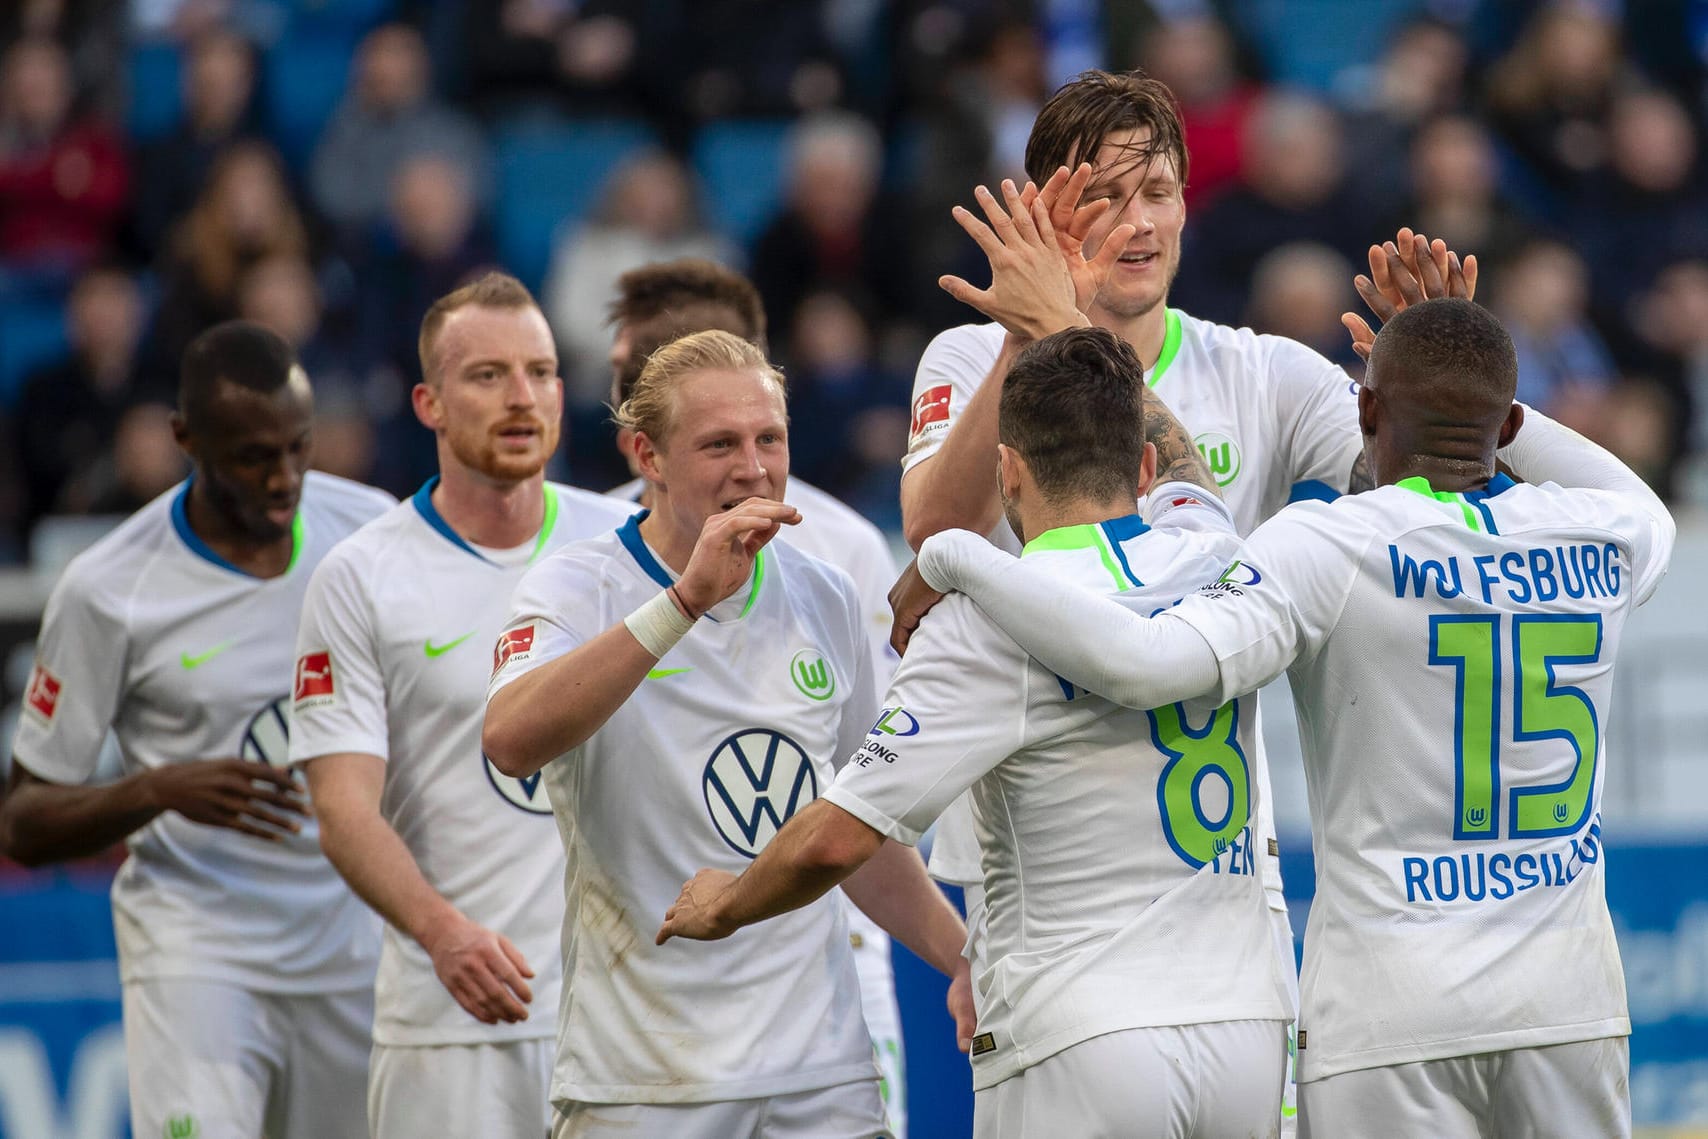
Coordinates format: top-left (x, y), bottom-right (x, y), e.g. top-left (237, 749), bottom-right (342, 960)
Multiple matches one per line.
top-left (184, 485), bottom-right (294, 578)
top-left (636, 504), bottom-right (695, 575)
top-left (1384, 455), bottom-right (1495, 494)
top-left (432, 466), bottom-right (547, 549)
top-left (1091, 301), bottom-right (1169, 370)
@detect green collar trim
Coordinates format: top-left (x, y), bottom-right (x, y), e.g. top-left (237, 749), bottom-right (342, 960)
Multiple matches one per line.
top-left (738, 546), bottom-right (768, 619)
top-left (1148, 308), bottom-right (1183, 388)
top-left (1396, 476), bottom-right (1486, 532)
top-left (1021, 523), bottom-right (1135, 589)
top-left (527, 486), bottom-right (561, 565)
top-left (285, 511), bottom-right (305, 574)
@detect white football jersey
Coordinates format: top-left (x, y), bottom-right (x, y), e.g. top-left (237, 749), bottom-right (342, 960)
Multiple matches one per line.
top-left (489, 516), bottom-right (880, 1105)
top-left (904, 313), bottom-right (1363, 899)
top-left (12, 474), bottom-right (394, 993)
top-left (823, 491), bottom-right (1291, 1090)
top-left (1171, 474), bottom-right (1673, 1080)
top-left (289, 479), bottom-right (635, 1046)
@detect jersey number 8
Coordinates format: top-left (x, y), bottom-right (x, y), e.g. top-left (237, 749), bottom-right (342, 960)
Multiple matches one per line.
top-left (1149, 699), bottom-right (1252, 868)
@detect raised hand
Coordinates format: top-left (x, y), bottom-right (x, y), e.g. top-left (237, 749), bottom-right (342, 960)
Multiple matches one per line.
top-left (1343, 228), bottom-right (1479, 360)
top-left (940, 178), bottom-right (1134, 341)
top-left (421, 910), bottom-right (536, 1024)
top-left (1021, 163), bottom-right (1121, 311)
top-left (149, 758), bottom-right (310, 840)
top-left (674, 498), bottom-right (801, 617)
top-left (657, 868), bottom-right (740, 944)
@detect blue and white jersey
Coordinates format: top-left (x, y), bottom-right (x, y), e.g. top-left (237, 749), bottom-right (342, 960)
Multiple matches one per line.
top-left (824, 489), bottom-right (1292, 1090)
top-left (1174, 475), bottom-right (1674, 1080)
top-left (13, 473), bottom-right (394, 994)
top-left (289, 479), bottom-right (633, 1046)
top-left (489, 516), bottom-right (879, 1105)
top-left (904, 312), bottom-right (1364, 901)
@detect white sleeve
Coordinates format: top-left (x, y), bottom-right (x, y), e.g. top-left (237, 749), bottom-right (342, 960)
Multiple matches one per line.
top-left (1267, 336), bottom-right (1363, 493)
top-left (902, 325), bottom-right (1002, 475)
top-left (914, 530), bottom-right (1222, 711)
top-left (1498, 407), bottom-right (1676, 604)
top-left (289, 552), bottom-right (388, 764)
top-left (822, 597), bottom-right (1026, 845)
top-left (925, 795), bottom-right (984, 886)
top-left (486, 561), bottom-right (590, 700)
top-left (1142, 480), bottom-right (1240, 539)
top-left (9, 570), bottom-right (126, 785)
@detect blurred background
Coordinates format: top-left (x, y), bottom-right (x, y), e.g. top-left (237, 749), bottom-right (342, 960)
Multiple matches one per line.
top-left (1, 0), bottom-right (1707, 1135)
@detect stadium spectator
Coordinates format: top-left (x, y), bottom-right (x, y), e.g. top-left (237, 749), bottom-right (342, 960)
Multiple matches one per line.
top-left (235, 253), bottom-right (376, 413)
top-left (0, 36), bottom-right (129, 269)
top-left (750, 111), bottom-right (913, 346)
top-left (147, 140), bottom-right (311, 377)
top-left (133, 27), bottom-right (261, 257)
top-left (309, 23), bottom-right (488, 235)
top-left (1489, 238), bottom-right (1618, 420)
top-left (1137, 14), bottom-right (1261, 211)
top-left (1175, 91), bottom-right (1374, 326)
top-left (1387, 115), bottom-right (1536, 280)
top-left (1571, 88), bottom-right (1708, 317)
top-left (1341, 17), bottom-right (1471, 205)
top-left (14, 265), bottom-right (157, 541)
top-left (543, 151), bottom-right (735, 406)
top-left (461, 1), bottom-right (654, 121)
top-left (61, 401), bottom-right (187, 517)
top-left (1244, 242), bottom-right (1362, 372)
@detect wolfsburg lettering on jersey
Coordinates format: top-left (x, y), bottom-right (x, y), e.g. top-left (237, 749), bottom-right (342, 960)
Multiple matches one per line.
top-left (1401, 816), bottom-right (1605, 903)
top-left (1388, 543), bottom-right (1623, 604)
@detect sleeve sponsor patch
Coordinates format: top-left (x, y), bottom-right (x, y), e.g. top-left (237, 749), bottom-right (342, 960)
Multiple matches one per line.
top-left (910, 385), bottom-right (952, 438)
top-left (23, 663), bottom-right (61, 723)
top-left (492, 623), bottom-right (537, 675)
top-left (293, 651), bottom-right (336, 708)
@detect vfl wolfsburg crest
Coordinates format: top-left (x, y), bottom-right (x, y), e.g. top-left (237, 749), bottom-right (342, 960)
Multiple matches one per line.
top-left (1194, 431), bottom-right (1243, 488)
top-left (790, 648), bottom-right (835, 701)
top-left (164, 1115), bottom-right (200, 1139)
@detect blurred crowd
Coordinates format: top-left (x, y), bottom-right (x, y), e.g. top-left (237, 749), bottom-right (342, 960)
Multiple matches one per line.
top-left (3, 0), bottom-right (1708, 564)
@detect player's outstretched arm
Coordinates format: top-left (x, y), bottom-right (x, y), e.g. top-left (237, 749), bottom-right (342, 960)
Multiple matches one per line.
top-left (0, 757), bottom-right (308, 866)
top-left (900, 337), bottom-right (1023, 549)
top-left (306, 753), bottom-right (535, 1026)
top-left (485, 499), bottom-right (800, 777)
top-left (1342, 228), bottom-right (1478, 363)
top-left (657, 798), bottom-right (883, 943)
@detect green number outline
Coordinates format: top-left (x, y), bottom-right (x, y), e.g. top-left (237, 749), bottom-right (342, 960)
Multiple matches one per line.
top-left (1149, 699), bottom-right (1251, 868)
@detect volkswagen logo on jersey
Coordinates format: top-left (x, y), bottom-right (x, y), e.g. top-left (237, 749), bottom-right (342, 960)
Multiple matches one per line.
top-left (483, 754), bottom-right (553, 815)
top-left (1193, 431), bottom-right (1243, 488)
top-left (239, 696), bottom-right (293, 769)
top-left (703, 729), bottom-right (818, 858)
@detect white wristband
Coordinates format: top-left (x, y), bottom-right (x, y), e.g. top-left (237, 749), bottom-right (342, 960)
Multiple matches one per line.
top-left (623, 589), bottom-right (697, 659)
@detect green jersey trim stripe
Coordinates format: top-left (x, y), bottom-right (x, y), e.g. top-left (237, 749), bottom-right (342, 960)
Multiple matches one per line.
top-left (285, 511), bottom-right (305, 573)
top-left (617, 511), bottom-right (766, 622)
top-left (1022, 521), bottom-right (1141, 590)
top-left (528, 485), bottom-right (562, 565)
top-left (739, 546), bottom-right (769, 618)
top-left (1148, 309), bottom-right (1183, 388)
top-left (1397, 476), bottom-right (1488, 532)
top-left (171, 479), bottom-right (305, 579)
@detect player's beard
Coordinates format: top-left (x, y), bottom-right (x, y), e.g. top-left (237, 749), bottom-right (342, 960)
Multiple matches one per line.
top-left (451, 416), bottom-right (560, 483)
top-left (1092, 245), bottom-right (1181, 321)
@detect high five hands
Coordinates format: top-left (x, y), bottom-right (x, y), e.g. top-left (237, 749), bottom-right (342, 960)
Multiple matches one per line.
top-left (1342, 227), bottom-right (1479, 361)
top-left (939, 164), bottom-right (1137, 341)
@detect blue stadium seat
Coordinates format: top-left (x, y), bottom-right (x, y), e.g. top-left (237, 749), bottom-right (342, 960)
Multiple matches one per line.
top-left (264, 29), bottom-right (359, 167)
top-left (691, 119), bottom-right (793, 249)
top-left (127, 43), bottom-right (183, 143)
top-left (282, 0), bottom-right (396, 34)
top-left (0, 301), bottom-right (70, 409)
top-left (493, 118), bottom-right (660, 292)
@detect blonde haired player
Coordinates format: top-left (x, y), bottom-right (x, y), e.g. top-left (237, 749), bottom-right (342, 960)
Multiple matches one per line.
top-left (288, 273), bottom-right (633, 1138)
top-left (484, 330), bottom-right (970, 1138)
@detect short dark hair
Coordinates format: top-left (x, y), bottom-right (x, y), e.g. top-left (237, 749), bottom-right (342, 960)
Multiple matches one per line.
top-left (607, 260), bottom-right (768, 405)
top-left (999, 327), bottom-right (1147, 503)
top-left (1024, 69), bottom-right (1188, 190)
top-left (179, 320), bottom-right (301, 428)
top-left (1367, 298), bottom-right (1518, 415)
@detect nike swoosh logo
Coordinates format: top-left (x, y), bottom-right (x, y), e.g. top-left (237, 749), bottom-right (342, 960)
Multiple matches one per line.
top-left (423, 632), bottom-right (475, 658)
top-left (645, 667), bottom-right (693, 680)
top-left (180, 642), bottom-right (234, 669)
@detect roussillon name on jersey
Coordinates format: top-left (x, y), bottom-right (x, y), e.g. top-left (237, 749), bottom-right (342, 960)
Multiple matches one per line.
top-left (1401, 814), bottom-right (1605, 904)
top-left (1388, 542), bottom-right (1624, 605)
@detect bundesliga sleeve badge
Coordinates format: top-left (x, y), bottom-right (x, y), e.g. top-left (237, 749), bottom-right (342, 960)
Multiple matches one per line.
top-left (293, 650), bottom-right (337, 710)
top-left (910, 384), bottom-right (952, 440)
top-left (491, 623), bottom-right (536, 676)
top-left (23, 663), bottom-right (62, 724)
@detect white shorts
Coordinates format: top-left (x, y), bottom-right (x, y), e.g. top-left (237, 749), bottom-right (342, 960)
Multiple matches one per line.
top-left (1269, 904), bottom-right (1300, 1139)
top-left (975, 1020), bottom-right (1287, 1139)
top-left (1298, 1036), bottom-right (1630, 1139)
top-left (847, 903), bottom-right (906, 1138)
top-left (123, 976), bottom-right (371, 1139)
top-left (369, 1037), bottom-right (553, 1139)
top-left (551, 1079), bottom-right (891, 1139)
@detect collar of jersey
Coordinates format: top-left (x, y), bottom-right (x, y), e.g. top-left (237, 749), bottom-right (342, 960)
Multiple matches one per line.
top-left (1020, 512), bottom-right (1147, 589)
top-left (1395, 472), bottom-right (1516, 534)
top-left (411, 476), bottom-right (560, 566)
top-left (616, 510), bottom-right (767, 622)
top-left (1146, 309), bottom-right (1183, 388)
top-left (171, 479), bottom-right (305, 578)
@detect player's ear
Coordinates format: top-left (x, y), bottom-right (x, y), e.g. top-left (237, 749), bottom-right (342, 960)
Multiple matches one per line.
top-left (1497, 401), bottom-right (1524, 449)
top-left (997, 444), bottom-right (1022, 501)
top-left (411, 381), bottom-right (444, 431)
top-left (1357, 386), bottom-right (1379, 438)
top-left (634, 430), bottom-right (665, 485)
top-left (1136, 441), bottom-right (1158, 496)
